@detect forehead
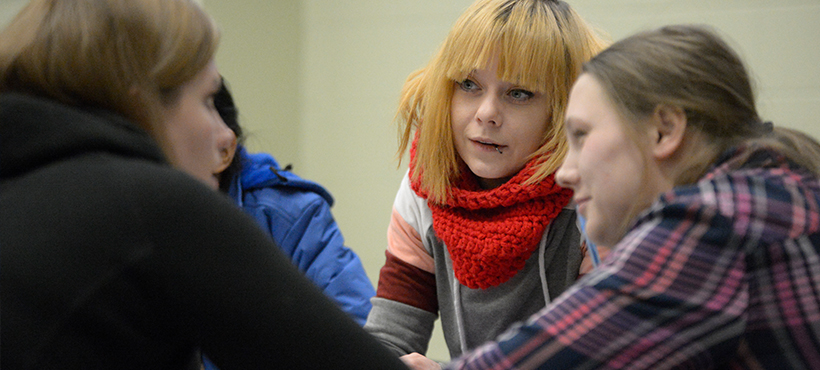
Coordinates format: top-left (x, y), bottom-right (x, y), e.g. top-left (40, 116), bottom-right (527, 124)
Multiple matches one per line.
top-left (190, 61), bottom-right (220, 89)
top-left (443, 32), bottom-right (560, 93)
top-left (566, 75), bottom-right (608, 118)
top-left (165, 61), bottom-right (219, 107)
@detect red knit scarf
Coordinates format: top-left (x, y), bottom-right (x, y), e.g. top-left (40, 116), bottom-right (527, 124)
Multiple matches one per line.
top-left (409, 141), bottom-right (573, 289)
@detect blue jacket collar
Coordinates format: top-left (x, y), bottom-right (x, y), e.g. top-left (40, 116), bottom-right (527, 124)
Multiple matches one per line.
top-left (227, 147), bottom-right (334, 207)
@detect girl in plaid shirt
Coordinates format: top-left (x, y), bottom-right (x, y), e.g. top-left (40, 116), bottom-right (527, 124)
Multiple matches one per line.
top-left (410, 24), bottom-right (820, 370)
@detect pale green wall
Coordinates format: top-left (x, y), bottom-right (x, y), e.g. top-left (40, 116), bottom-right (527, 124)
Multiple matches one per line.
top-left (204, 1), bottom-right (303, 169)
top-left (0, 0), bottom-right (27, 26)
top-left (569, 0), bottom-right (820, 139)
top-left (3, 0), bottom-right (820, 363)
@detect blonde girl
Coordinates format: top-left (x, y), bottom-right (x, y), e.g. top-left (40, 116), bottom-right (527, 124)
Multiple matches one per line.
top-left (365, 0), bottom-right (606, 363)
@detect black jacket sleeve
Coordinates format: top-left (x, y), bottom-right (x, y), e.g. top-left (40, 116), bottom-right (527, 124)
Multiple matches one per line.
top-left (133, 170), bottom-right (408, 370)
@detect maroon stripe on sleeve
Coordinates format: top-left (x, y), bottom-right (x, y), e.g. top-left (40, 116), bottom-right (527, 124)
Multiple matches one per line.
top-left (375, 250), bottom-right (438, 313)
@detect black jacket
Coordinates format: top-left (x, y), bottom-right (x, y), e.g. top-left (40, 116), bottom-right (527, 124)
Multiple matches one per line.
top-left (0, 93), bottom-right (408, 370)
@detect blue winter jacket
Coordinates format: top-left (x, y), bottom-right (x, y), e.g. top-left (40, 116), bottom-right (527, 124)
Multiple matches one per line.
top-left (227, 148), bottom-right (375, 324)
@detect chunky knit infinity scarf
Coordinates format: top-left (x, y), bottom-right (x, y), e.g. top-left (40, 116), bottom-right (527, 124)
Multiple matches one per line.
top-left (409, 142), bottom-right (573, 289)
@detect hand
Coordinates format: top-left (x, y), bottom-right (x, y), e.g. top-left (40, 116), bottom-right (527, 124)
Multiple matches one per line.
top-left (400, 353), bottom-right (442, 370)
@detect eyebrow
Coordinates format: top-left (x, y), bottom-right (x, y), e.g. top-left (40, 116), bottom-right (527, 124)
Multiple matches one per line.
top-left (456, 71), bottom-right (476, 81)
top-left (564, 117), bottom-right (583, 129)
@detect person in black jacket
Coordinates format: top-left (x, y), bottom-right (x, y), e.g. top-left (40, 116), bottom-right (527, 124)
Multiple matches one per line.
top-left (0, 1), bottom-right (408, 369)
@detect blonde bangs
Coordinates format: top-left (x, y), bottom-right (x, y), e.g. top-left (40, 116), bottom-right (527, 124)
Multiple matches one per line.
top-left (441, 1), bottom-right (576, 95)
top-left (439, 1), bottom-right (499, 85)
top-left (496, 4), bottom-right (568, 95)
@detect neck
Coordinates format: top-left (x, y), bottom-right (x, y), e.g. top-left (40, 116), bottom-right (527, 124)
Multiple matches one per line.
top-left (477, 175), bottom-right (513, 190)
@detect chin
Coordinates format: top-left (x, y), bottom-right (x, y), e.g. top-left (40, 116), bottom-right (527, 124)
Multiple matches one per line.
top-left (584, 222), bottom-right (606, 247)
top-left (470, 166), bottom-right (516, 182)
top-left (199, 175), bottom-right (220, 190)
top-left (591, 228), bottom-right (626, 249)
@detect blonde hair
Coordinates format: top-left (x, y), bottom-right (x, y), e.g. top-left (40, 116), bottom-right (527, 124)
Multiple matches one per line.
top-left (397, 0), bottom-right (606, 204)
top-left (0, 0), bottom-right (219, 136)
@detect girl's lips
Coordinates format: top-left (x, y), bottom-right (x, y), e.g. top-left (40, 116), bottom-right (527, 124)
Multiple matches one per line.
top-left (471, 139), bottom-right (506, 151)
top-left (574, 197), bottom-right (590, 215)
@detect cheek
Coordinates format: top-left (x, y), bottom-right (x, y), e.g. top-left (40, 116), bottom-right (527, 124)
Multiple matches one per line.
top-left (170, 111), bottom-right (220, 165)
top-left (514, 120), bottom-right (549, 158)
top-left (199, 118), bottom-right (225, 161)
top-left (597, 154), bottom-right (643, 205)
top-left (524, 123), bottom-right (548, 149)
top-left (450, 100), bottom-right (471, 132)
top-left (161, 115), bottom-right (190, 160)
top-left (518, 106), bottom-right (550, 142)
top-left (587, 151), bottom-right (648, 243)
top-left (450, 105), bottom-right (471, 153)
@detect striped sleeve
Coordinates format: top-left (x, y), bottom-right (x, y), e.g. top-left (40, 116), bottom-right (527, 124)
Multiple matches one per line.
top-left (375, 171), bottom-right (438, 313)
top-left (386, 171), bottom-right (435, 273)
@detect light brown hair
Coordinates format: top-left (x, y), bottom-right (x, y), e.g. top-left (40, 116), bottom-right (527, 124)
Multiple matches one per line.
top-left (582, 24), bottom-right (820, 186)
top-left (0, 0), bottom-right (219, 138)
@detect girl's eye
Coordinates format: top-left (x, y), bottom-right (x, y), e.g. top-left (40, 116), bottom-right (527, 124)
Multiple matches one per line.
top-left (569, 129), bottom-right (587, 144)
top-left (457, 79), bottom-right (478, 92)
top-left (509, 89), bottom-right (534, 102)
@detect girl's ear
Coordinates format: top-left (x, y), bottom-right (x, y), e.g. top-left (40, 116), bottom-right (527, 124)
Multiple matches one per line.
top-left (215, 136), bottom-right (238, 174)
top-left (649, 104), bottom-right (687, 160)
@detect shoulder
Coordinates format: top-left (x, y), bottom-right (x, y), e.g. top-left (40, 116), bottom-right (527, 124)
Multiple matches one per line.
top-left (125, 165), bottom-right (277, 276)
top-left (644, 163), bottom-right (820, 252)
top-left (391, 171), bottom-right (434, 243)
top-left (150, 170), bottom-right (246, 233)
top-left (237, 150), bottom-right (334, 205)
top-left (392, 171), bottom-right (432, 226)
top-left (30, 153), bottom-right (258, 260)
top-left (240, 180), bottom-right (333, 223)
top-left (51, 153), bottom-right (216, 209)
top-left (95, 157), bottom-right (252, 245)
top-left (386, 171), bottom-right (436, 271)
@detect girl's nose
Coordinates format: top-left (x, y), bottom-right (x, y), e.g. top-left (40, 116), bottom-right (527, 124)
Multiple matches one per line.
top-left (555, 156), bottom-right (578, 189)
top-left (475, 95), bottom-right (501, 126)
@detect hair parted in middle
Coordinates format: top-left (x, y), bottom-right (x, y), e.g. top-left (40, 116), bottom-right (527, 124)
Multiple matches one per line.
top-left (396, 0), bottom-right (607, 204)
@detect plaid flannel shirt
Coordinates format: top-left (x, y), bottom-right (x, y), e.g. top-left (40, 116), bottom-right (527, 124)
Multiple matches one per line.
top-left (448, 146), bottom-right (820, 370)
